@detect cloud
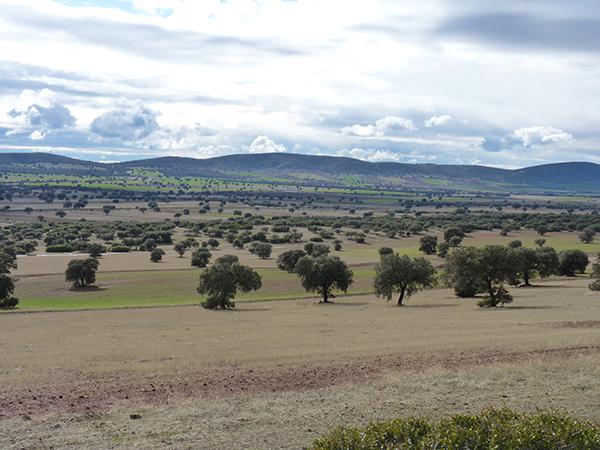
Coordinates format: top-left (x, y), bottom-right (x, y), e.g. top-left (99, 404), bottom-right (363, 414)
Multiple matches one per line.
top-left (511, 126), bottom-right (573, 147)
top-left (341, 115), bottom-right (415, 137)
top-left (90, 100), bottom-right (159, 141)
top-left (3, 4), bottom-right (302, 65)
top-left (5, 89), bottom-right (76, 139)
top-left (437, 11), bottom-right (600, 55)
top-left (424, 115), bottom-right (452, 128)
top-left (483, 126), bottom-right (573, 151)
top-left (246, 136), bottom-right (287, 154)
top-left (143, 123), bottom-right (216, 150)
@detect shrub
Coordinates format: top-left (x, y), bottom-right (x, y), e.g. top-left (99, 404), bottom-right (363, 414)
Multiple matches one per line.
top-left (150, 248), bottom-right (166, 262)
top-left (46, 244), bottom-right (73, 253)
top-left (558, 249), bottom-right (589, 276)
top-left (311, 408), bottom-right (600, 450)
top-left (109, 245), bottom-right (130, 253)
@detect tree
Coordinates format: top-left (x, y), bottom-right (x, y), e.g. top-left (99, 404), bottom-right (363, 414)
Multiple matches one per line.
top-left (0, 274), bottom-right (18, 309)
top-left (253, 242), bottom-right (272, 259)
top-left (448, 236), bottom-right (463, 247)
top-left (102, 205), bottom-right (115, 215)
top-left (150, 248), bottom-right (165, 262)
top-left (0, 252), bottom-right (17, 274)
top-left (191, 248), bottom-right (211, 268)
top-left (579, 228), bottom-right (596, 244)
top-left (374, 254), bottom-right (436, 306)
top-left (444, 227), bottom-right (465, 243)
top-left (437, 241), bottom-right (450, 258)
top-left (197, 257), bottom-right (262, 309)
top-left (0, 250), bottom-right (18, 308)
top-left (589, 253), bottom-right (600, 291)
top-left (558, 250), bottom-right (589, 276)
top-left (294, 255), bottom-right (353, 303)
top-left (419, 235), bottom-right (438, 255)
top-left (443, 246), bottom-right (485, 298)
top-left (65, 258), bottom-right (99, 288)
top-left (378, 247), bottom-right (394, 258)
top-left (333, 240), bottom-right (343, 251)
top-left (445, 246), bottom-right (516, 307)
top-left (534, 238), bottom-right (546, 248)
top-left (535, 224), bottom-right (548, 236)
top-left (277, 249), bottom-right (306, 272)
top-left (304, 242), bottom-right (330, 257)
top-left (174, 242), bottom-right (187, 257)
top-left (87, 243), bottom-right (105, 258)
top-left (55, 210), bottom-right (66, 218)
top-left (508, 240), bottom-right (522, 249)
top-left (534, 247), bottom-right (560, 279)
top-left (143, 238), bottom-right (157, 251)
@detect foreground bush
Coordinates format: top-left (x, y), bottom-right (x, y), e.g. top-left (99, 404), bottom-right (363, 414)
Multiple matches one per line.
top-left (311, 408), bottom-right (600, 450)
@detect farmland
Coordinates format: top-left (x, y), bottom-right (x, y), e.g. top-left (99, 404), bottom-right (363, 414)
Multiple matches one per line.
top-left (1, 163), bottom-right (600, 449)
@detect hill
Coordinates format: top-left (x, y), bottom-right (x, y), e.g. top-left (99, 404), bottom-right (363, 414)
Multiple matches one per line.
top-left (0, 151), bottom-right (599, 193)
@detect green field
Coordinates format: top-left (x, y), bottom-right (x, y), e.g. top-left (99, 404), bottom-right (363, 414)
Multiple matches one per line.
top-left (11, 267), bottom-right (376, 311)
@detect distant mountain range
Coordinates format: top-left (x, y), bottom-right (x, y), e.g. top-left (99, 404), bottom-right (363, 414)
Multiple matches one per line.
top-left (0, 152), bottom-right (599, 193)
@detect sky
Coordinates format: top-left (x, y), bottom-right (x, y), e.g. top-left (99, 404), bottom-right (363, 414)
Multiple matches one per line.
top-left (0, 0), bottom-right (599, 168)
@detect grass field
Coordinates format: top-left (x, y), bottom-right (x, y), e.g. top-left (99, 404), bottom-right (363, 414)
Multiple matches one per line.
top-left (1, 277), bottom-right (599, 448)
top-left (3, 229), bottom-right (597, 312)
top-left (12, 267), bottom-right (376, 310)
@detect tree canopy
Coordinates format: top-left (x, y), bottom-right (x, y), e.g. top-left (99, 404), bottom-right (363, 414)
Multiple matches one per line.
top-left (374, 254), bottom-right (436, 305)
top-left (294, 255), bottom-right (353, 303)
top-left (197, 256), bottom-right (262, 309)
top-left (65, 258), bottom-right (100, 288)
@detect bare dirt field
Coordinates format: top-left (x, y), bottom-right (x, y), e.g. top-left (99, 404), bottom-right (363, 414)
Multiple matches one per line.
top-left (1, 277), bottom-right (599, 449)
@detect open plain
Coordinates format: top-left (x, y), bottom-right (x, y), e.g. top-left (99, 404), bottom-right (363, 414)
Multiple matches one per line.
top-left (1, 275), bottom-right (599, 448)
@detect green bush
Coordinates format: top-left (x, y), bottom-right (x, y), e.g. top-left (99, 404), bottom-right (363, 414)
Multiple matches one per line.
top-left (109, 245), bottom-right (130, 253)
top-left (311, 408), bottom-right (600, 450)
top-left (46, 244), bottom-right (73, 253)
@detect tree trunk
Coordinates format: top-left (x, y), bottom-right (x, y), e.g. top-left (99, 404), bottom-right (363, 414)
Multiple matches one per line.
top-left (523, 271), bottom-right (531, 286)
top-left (486, 279), bottom-right (497, 306)
top-left (322, 288), bottom-right (329, 303)
top-left (397, 286), bottom-right (406, 306)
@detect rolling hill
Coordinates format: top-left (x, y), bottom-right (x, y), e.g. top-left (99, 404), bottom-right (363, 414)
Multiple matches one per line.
top-left (0, 151), bottom-right (599, 193)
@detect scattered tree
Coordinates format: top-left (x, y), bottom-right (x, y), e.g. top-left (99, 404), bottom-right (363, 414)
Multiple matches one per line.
top-left (558, 249), bottom-right (589, 276)
top-left (65, 258), bottom-right (99, 288)
top-left (87, 243), bottom-right (106, 258)
top-left (419, 235), bottom-right (438, 255)
top-left (150, 248), bottom-right (165, 262)
top-left (294, 255), bottom-right (353, 303)
top-left (197, 256), bottom-right (262, 309)
top-left (191, 248), bottom-right (212, 268)
top-left (374, 254), bottom-right (436, 306)
top-left (277, 249), bottom-right (306, 272)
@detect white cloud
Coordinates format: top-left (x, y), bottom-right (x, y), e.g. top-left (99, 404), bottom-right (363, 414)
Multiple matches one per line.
top-left (5, 89), bottom-right (76, 139)
top-left (346, 147), bottom-right (402, 162)
top-left (482, 126), bottom-right (573, 152)
top-left (246, 136), bottom-right (286, 154)
top-left (0, 1), bottom-right (599, 167)
top-left (511, 126), bottom-right (573, 147)
top-left (341, 115), bottom-right (415, 137)
top-left (424, 114), bottom-right (452, 127)
top-left (90, 100), bottom-right (159, 141)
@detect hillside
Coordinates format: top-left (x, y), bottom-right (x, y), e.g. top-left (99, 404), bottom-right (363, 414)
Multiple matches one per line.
top-left (0, 151), bottom-right (599, 193)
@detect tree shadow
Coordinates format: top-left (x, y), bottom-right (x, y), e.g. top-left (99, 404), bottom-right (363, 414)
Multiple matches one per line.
top-left (518, 284), bottom-right (571, 289)
top-left (402, 303), bottom-right (459, 308)
top-left (316, 301), bottom-right (371, 307)
top-left (489, 305), bottom-right (559, 310)
top-left (68, 285), bottom-right (107, 292)
top-left (233, 307), bottom-right (272, 312)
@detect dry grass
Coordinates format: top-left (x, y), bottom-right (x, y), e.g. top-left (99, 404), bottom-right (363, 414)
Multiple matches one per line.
top-left (1, 277), bottom-right (599, 448)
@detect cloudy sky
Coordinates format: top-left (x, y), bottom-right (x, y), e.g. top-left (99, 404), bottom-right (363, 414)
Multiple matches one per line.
top-left (1, 0), bottom-right (599, 168)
